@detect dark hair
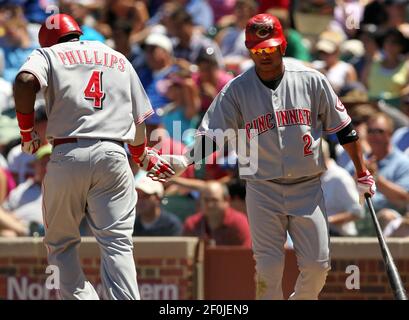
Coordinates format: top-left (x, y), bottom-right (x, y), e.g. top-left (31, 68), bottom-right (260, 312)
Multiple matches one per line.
top-left (58, 33), bottom-right (80, 44)
top-left (227, 179), bottom-right (246, 200)
top-left (170, 7), bottom-right (193, 25)
top-left (195, 47), bottom-right (218, 66)
top-left (112, 19), bottom-right (133, 36)
top-left (381, 28), bottom-right (408, 53)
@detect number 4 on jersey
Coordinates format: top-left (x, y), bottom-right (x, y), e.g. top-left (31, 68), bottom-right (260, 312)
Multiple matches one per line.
top-left (84, 71), bottom-right (105, 109)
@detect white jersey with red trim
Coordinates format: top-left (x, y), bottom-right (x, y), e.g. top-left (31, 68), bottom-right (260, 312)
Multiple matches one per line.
top-left (18, 40), bottom-right (153, 143)
top-left (198, 59), bottom-right (351, 180)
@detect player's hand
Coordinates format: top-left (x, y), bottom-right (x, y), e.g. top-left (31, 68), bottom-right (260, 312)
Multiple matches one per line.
top-left (357, 170), bottom-right (376, 200)
top-left (138, 148), bottom-right (175, 182)
top-left (20, 129), bottom-right (41, 155)
top-left (158, 154), bottom-right (190, 178)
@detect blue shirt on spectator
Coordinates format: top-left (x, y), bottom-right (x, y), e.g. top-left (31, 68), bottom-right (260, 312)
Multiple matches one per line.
top-left (133, 209), bottom-right (183, 236)
top-left (80, 25), bottom-right (105, 43)
top-left (137, 65), bottom-right (178, 125)
top-left (345, 148), bottom-right (409, 214)
top-left (0, 44), bottom-right (38, 83)
top-left (392, 127), bottom-right (409, 154)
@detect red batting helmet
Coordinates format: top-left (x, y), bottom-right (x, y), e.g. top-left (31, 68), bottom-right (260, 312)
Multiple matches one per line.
top-left (38, 14), bottom-right (83, 48)
top-left (245, 13), bottom-right (287, 55)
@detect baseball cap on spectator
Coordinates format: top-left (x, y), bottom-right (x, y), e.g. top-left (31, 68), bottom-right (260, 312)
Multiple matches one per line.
top-left (144, 33), bottom-right (173, 55)
top-left (135, 175), bottom-right (164, 198)
top-left (35, 144), bottom-right (52, 160)
top-left (339, 81), bottom-right (369, 104)
top-left (195, 47), bottom-right (218, 66)
top-left (316, 30), bottom-right (344, 54)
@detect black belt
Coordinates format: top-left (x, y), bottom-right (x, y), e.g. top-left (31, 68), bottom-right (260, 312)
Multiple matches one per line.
top-left (52, 138), bottom-right (124, 147)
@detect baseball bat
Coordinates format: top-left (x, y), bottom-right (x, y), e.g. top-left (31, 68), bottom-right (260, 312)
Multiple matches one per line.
top-left (365, 194), bottom-right (408, 300)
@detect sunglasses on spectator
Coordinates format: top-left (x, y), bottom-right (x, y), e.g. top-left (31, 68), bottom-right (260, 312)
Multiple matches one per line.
top-left (367, 128), bottom-right (387, 134)
top-left (250, 46), bottom-right (278, 55)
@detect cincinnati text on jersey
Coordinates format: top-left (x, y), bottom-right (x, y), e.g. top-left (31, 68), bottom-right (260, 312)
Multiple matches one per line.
top-left (245, 108), bottom-right (312, 139)
top-left (55, 50), bottom-right (126, 72)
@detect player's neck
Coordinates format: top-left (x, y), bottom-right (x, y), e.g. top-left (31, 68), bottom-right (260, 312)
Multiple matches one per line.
top-left (256, 63), bottom-right (285, 82)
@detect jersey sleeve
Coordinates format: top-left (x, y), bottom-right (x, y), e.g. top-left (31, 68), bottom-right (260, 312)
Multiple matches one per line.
top-left (18, 49), bottom-right (49, 89)
top-left (130, 67), bottom-right (154, 124)
top-left (318, 75), bottom-right (351, 134)
top-left (197, 83), bottom-right (242, 148)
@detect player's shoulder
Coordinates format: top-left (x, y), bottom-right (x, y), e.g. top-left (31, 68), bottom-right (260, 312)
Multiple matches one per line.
top-left (283, 58), bottom-right (325, 79)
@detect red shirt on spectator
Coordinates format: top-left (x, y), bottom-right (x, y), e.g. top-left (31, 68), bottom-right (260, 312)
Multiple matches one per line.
top-left (258, 0), bottom-right (289, 13)
top-left (183, 207), bottom-right (251, 248)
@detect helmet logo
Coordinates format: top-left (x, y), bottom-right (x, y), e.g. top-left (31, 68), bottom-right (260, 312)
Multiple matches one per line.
top-left (256, 27), bottom-right (271, 39)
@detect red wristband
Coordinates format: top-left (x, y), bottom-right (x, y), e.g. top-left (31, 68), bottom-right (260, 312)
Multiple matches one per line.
top-left (16, 111), bottom-right (35, 131)
top-left (128, 139), bottom-right (147, 162)
top-left (357, 170), bottom-right (370, 178)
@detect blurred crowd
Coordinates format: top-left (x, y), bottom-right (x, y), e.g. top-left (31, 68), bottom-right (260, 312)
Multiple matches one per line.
top-left (0, 0), bottom-right (409, 242)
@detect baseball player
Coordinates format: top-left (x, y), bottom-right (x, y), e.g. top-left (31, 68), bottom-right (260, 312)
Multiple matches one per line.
top-left (158, 14), bottom-right (376, 299)
top-left (13, 14), bottom-right (174, 300)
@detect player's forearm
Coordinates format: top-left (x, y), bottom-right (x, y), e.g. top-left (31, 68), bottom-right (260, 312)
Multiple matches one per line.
top-left (14, 72), bottom-right (40, 114)
top-left (130, 122), bottom-right (147, 146)
top-left (169, 177), bottom-right (207, 190)
top-left (0, 208), bottom-right (27, 236)
top-left (342, 140), bottom-right (367, 175)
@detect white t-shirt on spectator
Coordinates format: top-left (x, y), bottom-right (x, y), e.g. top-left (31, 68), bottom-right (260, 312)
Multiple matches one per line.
top-left (7, 144), bottom-right (35, 184)
top-left (2, 178), bottom-right (43, 225)
top-left (321, 159), bottom-right (363, 236)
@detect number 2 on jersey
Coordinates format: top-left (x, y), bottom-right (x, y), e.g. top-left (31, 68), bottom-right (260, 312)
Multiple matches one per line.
top-left (303, 133), bottom-right (313, 156)
top-left (84, 71), bottom-right (105, 109)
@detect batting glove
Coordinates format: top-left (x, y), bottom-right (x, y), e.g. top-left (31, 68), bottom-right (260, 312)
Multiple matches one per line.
top-left (20, 129), bottom-right (41, 155)
top-left (136, 148), bottom-right (175, 182)
top-left (157, 154), bottom-right (190, 177)
top-left (357, 170), bottom-right (376, 198)
top-left (16, 111), bottom-right (41, 155)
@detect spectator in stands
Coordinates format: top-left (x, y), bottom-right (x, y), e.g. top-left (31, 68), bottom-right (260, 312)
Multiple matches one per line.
top-left (216, 0), bottom-right (257, 72)
top-left (321, 140), bottom-right (363, 236)
top-left (157, 68), bottom-right (201, 146)
top-left (0, 76), bottom-right (13, 113)
top-left (133, 175), bottom-right (183, 236)
top-left (391, 94), bottom-right (409, 154)
top-left (0, 166), bottom-right (15, 204)
top-left (60, 0), bottom-right (105, 43)
top-left (335, 103), bottom-right (376, 168)
top-left (149, 0), bottom-right (215, 32)
top-left (112, 19), bottom-right (144, 71)
top-left (0, 144), bottom-right (52, 237)
top-left (183, 181), bottom-right (251, 247)
top-left (0, 17), bottom-right (38, 83)
top-left (0, 206), bottom-right (27, 237)
top-left (364, 28), bottom-right (409, 108)
top-left (227, 178), bottom-right (247, 215)
top-left (97, 0), bottom-right (149, 41)
top-left (7, 106), bottom-right (48, 185)
top-left (167, 7), bottom-right (224, 68)
top-left (312, 30), bottom-right (357, 94)
top-left (268, 8), bottom-right (311, 62)
top-left (208, 0), bottom-right (237, 24)
top-left (137, 32), bottom-right (178, 126)
top-left (383, 214), bottom-right (409, 237)
top-left (354, 24), bottom-right (381, 82)
top-left (365, 112), bottom-right (409, 228)
top-left (383, 0), bottom-right (409, 37)
top-left (192, 46), bottom-right (233, 112)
